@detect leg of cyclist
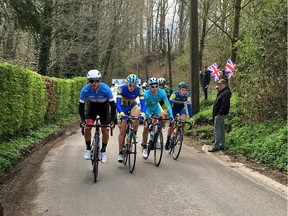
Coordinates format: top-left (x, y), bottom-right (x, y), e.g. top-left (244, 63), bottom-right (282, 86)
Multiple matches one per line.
top-left (84, 119), bottom-right (94, 159)
top-left (130, 105), bottom-right (140, 142)
top-left (165, 122), bottom-right (174, 150)
top-left (99, 108), bottom-right (111, 163)
top-left (83, 108), bottom-right (97, 160)
top-left (117, 118), bottom-right (127, 163)
top-left (165, 108), bottom-right (177, 150)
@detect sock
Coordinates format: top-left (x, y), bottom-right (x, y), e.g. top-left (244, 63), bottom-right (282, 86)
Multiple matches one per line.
top-left (134, 130), bottom-right (137, 135)
top-left (86, 141), bottom-right (91, 150)
top-left (167, 136), bottom-right (171, 142)
top-left (101, 143), bottom-right (107, 152)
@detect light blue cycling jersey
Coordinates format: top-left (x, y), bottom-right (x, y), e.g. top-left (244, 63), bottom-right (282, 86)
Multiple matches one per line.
top-left (169, 90), bottom-right (193, 118)
top-left (116, 84), bottom-right (146, 114)
top-left (144, 88), bottom-right (173, 118)
top-left (79, 83), bottom-right (114, 103)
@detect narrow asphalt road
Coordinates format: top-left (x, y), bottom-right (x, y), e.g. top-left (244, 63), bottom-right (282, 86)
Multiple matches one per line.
top-left (30, 125), bottom-right (287, 216)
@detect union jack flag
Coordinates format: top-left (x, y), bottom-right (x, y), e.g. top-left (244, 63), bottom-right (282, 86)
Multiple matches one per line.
top-left (208, 63), bottom-right (221, 81)
top-left (225, 59), bottom-right (235, 78)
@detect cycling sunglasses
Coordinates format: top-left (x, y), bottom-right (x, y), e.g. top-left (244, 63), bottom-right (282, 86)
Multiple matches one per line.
top-left (88, 79), bottom-right (100, 83)
top-left (150, 85), bottom-right (159, 89)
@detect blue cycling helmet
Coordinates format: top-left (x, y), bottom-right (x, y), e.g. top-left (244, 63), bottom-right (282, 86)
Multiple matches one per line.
top-left (178, 82), bottom-right (189, 89)
top-left (127, 74), bottom-right (139, 85)
top-left (148, 77), bottom-right (159, 86)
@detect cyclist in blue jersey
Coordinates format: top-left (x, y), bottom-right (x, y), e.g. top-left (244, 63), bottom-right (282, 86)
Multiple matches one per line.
top-left (79, 69), bottom-right (117, 163)
top-left (141, 77), bottom-right (174, 158)
top-left (165, 82), bottom-right (194, 150)
top-left (116, 74), bottom-right (146, 163)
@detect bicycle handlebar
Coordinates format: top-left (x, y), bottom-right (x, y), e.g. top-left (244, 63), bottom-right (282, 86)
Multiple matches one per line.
top-left (120, 115), bottom-right (145, 121)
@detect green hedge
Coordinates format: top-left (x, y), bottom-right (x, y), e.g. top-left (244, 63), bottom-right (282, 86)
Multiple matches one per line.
top-left (0, 63), bottom-right (86, 141)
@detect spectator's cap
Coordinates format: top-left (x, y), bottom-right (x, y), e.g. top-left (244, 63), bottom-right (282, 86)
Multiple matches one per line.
top-left (217, 79), bottom-right (227, 85)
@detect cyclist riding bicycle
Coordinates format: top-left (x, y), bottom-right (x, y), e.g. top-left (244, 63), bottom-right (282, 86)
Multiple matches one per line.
top-left (165, 81), bottom-right (194, 150)
top-left (116, 74), bottom-right (146, 163)
top-left (141, 77), bottom-right (174, 158)
top-left (79, 69), bottom-right (117, 163)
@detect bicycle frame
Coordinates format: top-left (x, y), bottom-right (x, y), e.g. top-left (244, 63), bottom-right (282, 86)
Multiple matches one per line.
top-left (120, 115), bottom-right (141, 173)
top-left (168, 114), bottom-right (192, 160)
top-left (85, 116), bottom-right (112, 183)
top-left (146, 116), bottom-right (170, 167)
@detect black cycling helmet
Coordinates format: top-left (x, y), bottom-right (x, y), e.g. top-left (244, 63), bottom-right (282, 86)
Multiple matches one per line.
top-left (178, 82), bottom-right (189, 89)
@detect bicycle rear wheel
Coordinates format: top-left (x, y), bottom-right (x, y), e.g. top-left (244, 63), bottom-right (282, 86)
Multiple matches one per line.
top-left (172, 129), bottom-right (183, 160)
top-left (92, 138), bottom-right (99, 183)
top-left (154, 131), bottom-right (163, 167)
top-left (128, 132), bottom-right (137, 173)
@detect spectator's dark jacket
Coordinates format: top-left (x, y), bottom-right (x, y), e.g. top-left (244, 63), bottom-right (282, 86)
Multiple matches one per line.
top-left (201, 70), bottom-right (210, 87)
top-left (212, 86), bottom-right (232, 119)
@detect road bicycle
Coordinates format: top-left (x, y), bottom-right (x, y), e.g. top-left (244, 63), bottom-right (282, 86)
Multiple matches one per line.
top-left (84, 116), bottom-right (113, 183)
top-left (167, 114), bottom-right (192, 160)
top-left (120, 115), bottom-right (144, 173)
top-left (143, 116), bottom-right (170, 167)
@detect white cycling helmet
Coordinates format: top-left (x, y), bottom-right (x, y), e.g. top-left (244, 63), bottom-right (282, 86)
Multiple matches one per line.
top-left (158, 77), bottom-right (166, 85)
top-left (148, 77), bottom-right (159, 86)
top-left (87, 69), bottom-right (101, 79)
top-left (127, 74), bottom-right (139, 85)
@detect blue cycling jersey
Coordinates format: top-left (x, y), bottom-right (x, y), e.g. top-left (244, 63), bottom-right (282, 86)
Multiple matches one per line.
top-left (144, 88), bottom-right (173, 117)
top-left (79, 83), bottom-right (114, 103)
top-left (169, 91), bottom-right (193, 118)
top-left (116, 84), bottom-right (146, 113)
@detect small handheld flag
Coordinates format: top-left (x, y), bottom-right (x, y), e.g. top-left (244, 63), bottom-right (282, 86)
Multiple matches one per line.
top-left (225, 59), bottom-right (236, 78)
top-left (208, 63), bottom-right (221, 81)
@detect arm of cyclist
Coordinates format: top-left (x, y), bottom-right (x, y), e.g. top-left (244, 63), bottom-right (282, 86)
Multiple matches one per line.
top-left (186, 96), bottom-right (194, 125)
top-left (78, 102), bottom-right (86, 127)
top-left (109, 99), bottom-right (117, 127)
top-left (162, 93), bottom-right (174, 121)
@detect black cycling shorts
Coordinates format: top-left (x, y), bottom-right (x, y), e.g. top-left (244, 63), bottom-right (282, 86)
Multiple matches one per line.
top-left (86, 102), bottom-right (110, 125)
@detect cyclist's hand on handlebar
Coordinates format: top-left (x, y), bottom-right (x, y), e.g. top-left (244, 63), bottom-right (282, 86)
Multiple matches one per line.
top-left (169, 116), bottom-right (174, 121)
top-left (80, 120), bottom-right (86, 127)
top-left (119, 112), bottom-right (125, 118)
top-left (189, 118), bottom-right (195, 125)
top-left (139, 112), bottom-right (146, 121)
top-left (110, 121), bottom-right (116, 129)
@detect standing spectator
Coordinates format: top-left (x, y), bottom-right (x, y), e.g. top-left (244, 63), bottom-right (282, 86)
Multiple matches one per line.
top-left (209, 79), bottom-right (232, 152)
top-left (200, 66), bottom-right (210, 100)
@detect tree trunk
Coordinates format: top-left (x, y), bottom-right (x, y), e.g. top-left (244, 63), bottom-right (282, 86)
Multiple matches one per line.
top-left (231, 0), bottom-right (242, 62)
top-left (38, 1), bottom-right (53, 75)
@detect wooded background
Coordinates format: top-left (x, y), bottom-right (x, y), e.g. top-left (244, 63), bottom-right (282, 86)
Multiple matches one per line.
top-left (0, 0), bottom-right (287, 123)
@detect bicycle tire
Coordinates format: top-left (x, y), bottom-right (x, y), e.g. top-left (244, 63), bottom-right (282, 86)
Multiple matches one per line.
top-left (128, 132), bottom-right (137, 173)
top-left (168, 135), bottom-right (174, 155)
top-left (92, 137), bottom-right (99, 183)
top-left (154, 131), bottom-right (163, 167)
top-left (172, 128), bottom-right (183, 160)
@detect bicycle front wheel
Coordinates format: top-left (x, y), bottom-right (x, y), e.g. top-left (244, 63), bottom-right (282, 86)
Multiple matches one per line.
top-left (172, 129), bottom-right (183, 160)
top-left (128, 132), bottom-right (137, 173)
top-left (154, 131), bottom-right (163, 167)
top-left (92, 138), bottom-right (99, 183)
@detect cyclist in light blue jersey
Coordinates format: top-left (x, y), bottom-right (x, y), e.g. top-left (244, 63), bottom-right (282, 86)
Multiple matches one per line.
top-left (165, 82), bottom-right (194, 150)
top-left (141, 77), bottom-right (174, 158)
top-left (79, 69), bottom-right (117, 163)
top-left (116, 74), bottom-right (146, 163)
